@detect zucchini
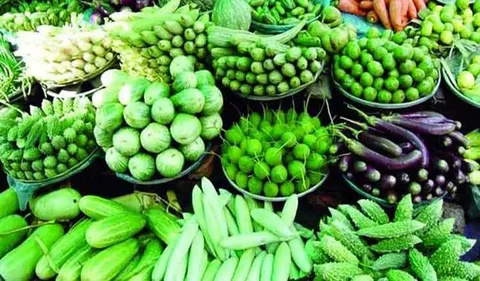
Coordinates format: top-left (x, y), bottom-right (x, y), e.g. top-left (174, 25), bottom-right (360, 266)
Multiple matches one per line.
top-left (56, 244), bottom-right (96, 281)
top-left (145, 208), bottom-right (181, 245)
top-left (114, 254), bottom-right (141, 280)
top-left (0, 215), bottom-right (28, 259)
top-left (118, 239), bottom-right (163, 280)
top-left (35, 219), bottom-right (92, 280)
top-left (79, 195), bottom-right (132, 220)
top-left (86, 213), bottom-right (146, 248)
top-left (0, 224), bottom-right (65, 281)
top-left (0, 189), bottom-right (19, 219)
top-left (30, 188), bottom-right (81, 221)
top-left (81, 238), bottom-right (140, 281)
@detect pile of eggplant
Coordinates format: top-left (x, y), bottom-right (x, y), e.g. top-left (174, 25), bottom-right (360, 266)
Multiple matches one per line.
top-left (333, 105), bottom-right (473, 204)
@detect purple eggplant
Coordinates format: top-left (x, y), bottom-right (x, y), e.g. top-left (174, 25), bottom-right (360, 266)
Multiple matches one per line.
top-left (449, 131), bottom-right (469, 147)
top-left (387, 192), bottom-right (398, 204)
top-left (451, 186), bottom-right (458, 193)
top-left (400, 111), bottom-right (445, 118)
top-left (409, 182), bottom-right (422, 195)
top-left (358, 132), bottom-right (402, 157)
top-left (399, 142), bottom-right (414, 153)
top-left (422, 179), bottom-right (435, 194)
top-left (338, 155), bottom-right (352, 173)
top-left (435, 187), bottom-right (446, 196)
top-left (446, 181), bottom-right (455, 191)
top-left (353, 161), bottom-right (368, 173)
top-left (398, 173), bottom-right (410, 185)
top-left (434, 159), bottom-right (449, 174)
top-left (435, 175), bottom-right (446, 187)
top-left (455, 121), bottom-right (462, 130)
top-left (365, 166), bottom-right (381, 183)
top-left (348, 106), bottom-right (430, 167)
top-left (362, 183), bottom-right (373, 193)
top-left (379, 175), bottom-right (397, 190)
top-left (425, 193), bottom-right (433, 201)
top-left (458, 146), bottom-right (466, 155)
top-left (451, 156), bottom-right (462, 170)
top-left (454, 169), bottom-right (467, 185)
top-left (372, 188), bottom-right (381, 197)
top-left (417, 169), bottom-right (429, 183)
top-left (412, 195), bottom-right (422, 204)
top-left (385, 116), bottom-right (457, 136)
top-left (442, 136), bottom-right (453, 148)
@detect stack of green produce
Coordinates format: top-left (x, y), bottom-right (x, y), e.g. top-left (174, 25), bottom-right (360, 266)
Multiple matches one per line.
top-left (0, 97), bottom-right (97, 181)
top-left (208, 23), bottom-right (327, 97)
top-left (334, 30), bottom-right (440, 104)
top-left (293, 7), bottom-right (358, 55)
top-left (0, 186), bottom-right (181, 281)
top-left (0, 34), bottom-right (32, 101)
top-left (445, 53), bottom-right (480, 102)
top-left (93, 58), bottom-right (223, 182)
top-left (104, 0), bottom-right (210, 82)
top-left (222, 106), bottom-right (331, 198)
top-left (464, 130), bottom-right (480, 185)
top-left (0, 0), bottom-right (82, 32)
top-left (17, 25), bottom-right (114, 86)
top-left (249, 0), bottom-right (322, 25)
top-left (151, 177), bottom-right (315, 281)
top-left (311, 195), bottom-right (480, 281)
top-left (416, 0), bottom-right (480, 47)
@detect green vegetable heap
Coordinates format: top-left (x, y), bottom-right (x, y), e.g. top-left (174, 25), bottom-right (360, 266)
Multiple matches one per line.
top-left (17, 25), bottom-right (114, 86)
top-left (309, 195), bottom-right (480, 281)
top-left (334, 29), bottom-right (440, 104)
top-left (449, 53), bottom-right (480, 102)
top-left (0, 35), bottom-right (32, 101)
top-left (0, 97), bottom-right (98, 181)
top-left (249, 0), bottom-right (322, 25)
top-left (222, 106), bottom-right (331, 198)
top-left (463, 130), bottom-right (480, 185)
top-left (104, 1), bottom-right (209, 82)
top-left (0, 0), bottom-right (82, 32)
top-left (417, 0), bottom-right (480, 47)
top-left (93, 57), bottom-right (223, 182)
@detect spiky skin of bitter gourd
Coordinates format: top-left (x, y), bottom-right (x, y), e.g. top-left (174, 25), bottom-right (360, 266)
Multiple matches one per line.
top-left (358, 199), bottom-right (390, 225)
top-left (328, 207), bottom-right (354, 230)
top-left (329, 220), bottom-right (373, 259)
top-left (341, 205), bottom-right (378, 230)
top-left (352, 275), bottom-right (375, 281)
top-left (394, 195), bottom-right (413, 222)
top-left (421, 219), bottom-right (455, 248)
top-left (357, 220), bottom-right (425, 239)
top-left (319, 235), bottom-right (359, 264)
top-left (451, 262), bottom-right (480, 280)
top-left (386, 269), bottom-right (416, 281)
top-left (314, 263), bottom-right (363, 281)
top-left (372, 253), bottom-right (407, 271)
top-left (370, 235), bottom-right (422, 253)
top-left (430, 240), bottom-right (465, 277)
top-left (409, 248), bottom-right (437, 281)
top-left (415, 200), bottom-right (443, 232)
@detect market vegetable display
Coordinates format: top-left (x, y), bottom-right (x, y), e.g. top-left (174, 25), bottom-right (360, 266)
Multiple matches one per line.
top-left (442, 50), bottom-right (480, 104)
top-left (249, 0), bottom-right (322, 26)
top-left (17, 25), bottom-right (115, 86)
top-left (334, 29), bottom-right (440, 104)
top-left (221, 105), bottom-right (331, 198)
top-left (335, 106), bottom-right (470, 203)
top-left (0, 34), bottom-right (32, 101)
top-left (104, 0), bottom-right (210, 82)
top-left (208, 22), bottom-right (327, 97)
top-left (311, 195), bottom-right (480, 281)
top-left (293, 10), bottom-right (358, 55)
top-left (0, 0), bottom-right (82, 32)
top-left (0, 97), bottom-right (97, 181)
top-left (93, 61), bottom-right (223, 181)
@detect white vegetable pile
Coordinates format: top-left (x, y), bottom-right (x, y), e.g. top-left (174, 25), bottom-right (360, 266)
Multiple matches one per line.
top-left (17, 25), bottom-right (115, 85)
top-left (92, 56), bottom-right (224, 182)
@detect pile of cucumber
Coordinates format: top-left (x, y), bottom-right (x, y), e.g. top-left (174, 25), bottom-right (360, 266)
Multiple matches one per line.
top-left (0, 98), bottom-right (97, 181)
top-left (250, 0), bottom-right (322, 26)
top-left (221, 106), bottom-right (331, 198)
top-left (335, 108), bottom-right (471, 204)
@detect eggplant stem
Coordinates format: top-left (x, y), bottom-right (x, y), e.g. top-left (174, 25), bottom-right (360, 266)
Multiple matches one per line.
top-left (346, 104), bottom-right (375, 125)
top-left (340, 117), bottom-right (369, 130)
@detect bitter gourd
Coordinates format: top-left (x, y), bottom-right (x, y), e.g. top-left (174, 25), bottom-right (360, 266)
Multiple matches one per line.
top-left (386, 269), bottom-right (416, 281)
top-left (313, 263), bottom-right (363, 281)
top-left (342, 205), bottom-right (378, 230)
top-left (329, 220), bottom-right (373, 259)
top-left (370, 235), bottom-right (422, 253)
top-left (305, 239), bottom-right (329, 264)
top-left (328, 207), bottom-right (354, 230)
top-left (319, 220), bottom-right (334, 237)
top-left (352, 275), bottom-right (374, 281)
top-left (430, 240), bottom-right (464, 277)
top-left (421, 219), bottom-right (455, 247)
top-left (319, 235), bottom-right (359, 264)
top-left (450, 262), bottom-right (480, 280)
top-left (438, 278), bottom-right (468, 281)
top-left (449, 235), bottom-right (476, 255)
top-left (358, 199), bottom-right (389, 225)
top-left (409, 248), bottom-right (437, 281)
top-left (357, 220), bottom-right (425, 239)
top-left (415, 200), bottom-right (443, 232)
top-left (371, 252), bottom-right (407, 271)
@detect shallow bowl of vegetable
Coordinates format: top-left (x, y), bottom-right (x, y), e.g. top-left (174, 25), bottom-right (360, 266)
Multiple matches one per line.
top-left (342, 173), bottom-right (448, 207)
top-left (333, 68), bottom-right (441, 109)
top-left (234, 67), bottom-right (323, 101)
top-left (223, 164), bottom-right (329, 202)
top-left (43, 77), bottom-right (105, 99)
top-left (250, 0), bottom-right (323, 34)
top-left (115, 143), bottom-right (212, 186)
top-left (441, 56), bottom-right (480, 109)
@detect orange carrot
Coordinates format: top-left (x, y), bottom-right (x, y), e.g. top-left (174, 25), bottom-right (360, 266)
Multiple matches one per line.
top-left (413, 0), bottom-right (426, 12)
top-left (373, 0), bottom-right (392, 29)
top-left (390, 0), bottom-right (405, 31)
top-left (338, 0), bottom-right (368, 16)
top-left (367, 10), bottom-right (379, 23)
top-left (360, 0), bottom-right (374, 10)
top-left (407, 0), bottom-right (417, 19)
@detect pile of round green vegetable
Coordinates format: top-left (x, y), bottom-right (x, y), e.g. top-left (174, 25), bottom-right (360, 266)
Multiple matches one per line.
top-left (212, 44), bottom-right (325, 97)
top-left (105, 3), bottom-right (209, 82)
top-left (0, 0), bottom-right (82, 32)
top-left (0, 97), bottom-right (98, 181)
top-left (250, 0), bottom-right (322, 25)
top-left (417, 0), bottom-right (480, 47)
top-left (333, 32), bottom-right (440, 104)
top-left (222, 107), bottom-right (331, 197)
top-left (456, 54), bottom-right (480, 92)
top-left (93, 58), bottom-right (223, 182)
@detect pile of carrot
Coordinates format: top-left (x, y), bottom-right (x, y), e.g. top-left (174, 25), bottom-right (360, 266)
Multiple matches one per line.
top-left (337, 0), bottom-right (428, 31)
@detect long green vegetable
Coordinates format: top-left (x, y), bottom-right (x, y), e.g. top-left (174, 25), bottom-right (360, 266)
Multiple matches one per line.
top-left (0, 39), bottom-right (32, 102)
